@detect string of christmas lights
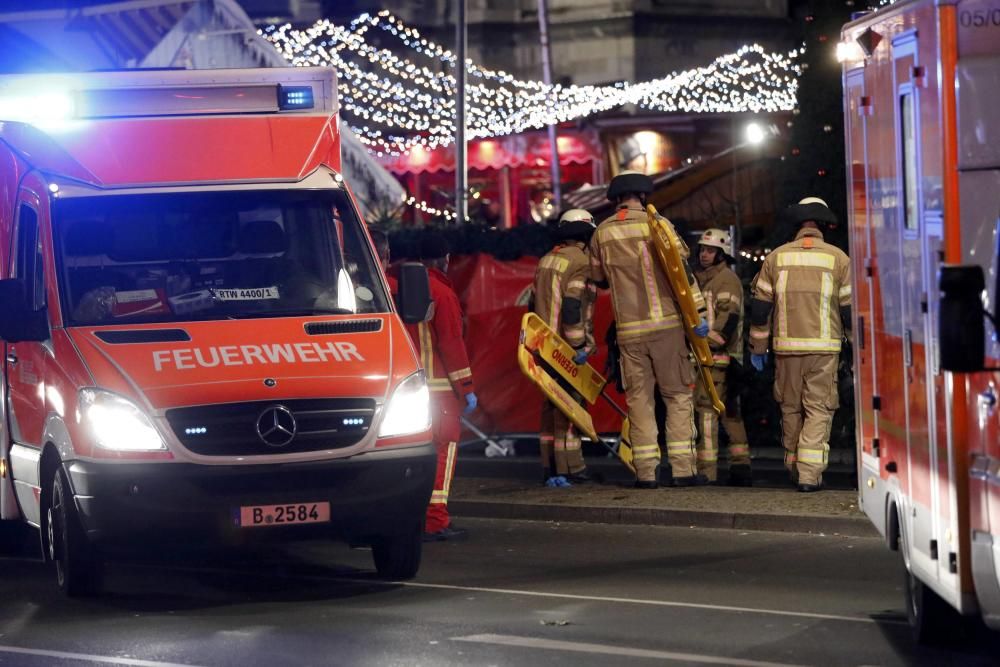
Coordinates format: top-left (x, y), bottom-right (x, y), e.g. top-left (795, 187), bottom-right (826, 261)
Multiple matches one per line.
top-left (260, 10), bottom-right (802, 157)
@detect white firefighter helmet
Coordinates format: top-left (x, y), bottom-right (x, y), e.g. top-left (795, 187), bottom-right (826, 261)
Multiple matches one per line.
top-left (559, 209), bottom-right (596, 226)
top-left (697, 228), bottom-right (731, 255)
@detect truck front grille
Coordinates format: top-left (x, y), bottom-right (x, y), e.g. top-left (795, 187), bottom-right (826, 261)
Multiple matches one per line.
top-left (165, 398), bottom-right (376, 456)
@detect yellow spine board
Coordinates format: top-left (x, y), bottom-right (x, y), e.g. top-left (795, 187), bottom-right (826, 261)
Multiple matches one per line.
top-left (521, 312), bottom-right (605, 404)
top-left (518, 314), bottom-right (636, 474)
top-left (645, 205), bottom-right (725, 414)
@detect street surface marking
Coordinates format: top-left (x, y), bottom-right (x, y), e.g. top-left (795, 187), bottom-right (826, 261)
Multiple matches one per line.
top-left (386, 580), bottom-right (905, 625)
top-left (0, 645), bottom-right (203, 667)
top-left (452, 634), bottom-right (809, 667)
top-left (131, 562), bottom-right (903, 626)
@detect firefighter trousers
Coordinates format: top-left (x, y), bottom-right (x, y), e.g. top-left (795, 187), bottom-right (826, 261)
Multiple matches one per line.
top-left (539, 400), bottom-right (586, 476)
top-left (773, 353), bottom-right (838, 486)
top-left (426, 397), bottom-right (461, 534)
top-left (694, 366), bottom-right (750, 481)
top-left (619, 328), bottom-right (696, 482)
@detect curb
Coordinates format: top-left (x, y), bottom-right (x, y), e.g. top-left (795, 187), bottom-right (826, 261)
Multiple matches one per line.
top-left (450, 500), bottom-right (878, 538)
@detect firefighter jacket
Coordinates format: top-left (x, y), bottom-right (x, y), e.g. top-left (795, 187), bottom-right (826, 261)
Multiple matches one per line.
top-left (590, 203), bottom-right (705, 345)
top-left (749, 227), bottom-right (851, 356)
top-left (532, 241), bottom-right (596, 353)
top-left (694, 262), bottom-right (743, 368)
top-left (404, 267), bottom-right (476, 400)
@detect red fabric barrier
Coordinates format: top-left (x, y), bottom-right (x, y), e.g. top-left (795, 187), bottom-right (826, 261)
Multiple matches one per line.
top-left (450, 253), bottom-right (627, 437)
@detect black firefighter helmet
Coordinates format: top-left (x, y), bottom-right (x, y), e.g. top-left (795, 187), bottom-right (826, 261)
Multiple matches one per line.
top-left (606, 170), bottom-right (654, 202)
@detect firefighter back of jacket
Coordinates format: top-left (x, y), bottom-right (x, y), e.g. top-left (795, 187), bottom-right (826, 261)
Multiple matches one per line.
top-left (590, 204), bottom-right (702, 345)
top-left (750, 228), bottom-right (851, 355)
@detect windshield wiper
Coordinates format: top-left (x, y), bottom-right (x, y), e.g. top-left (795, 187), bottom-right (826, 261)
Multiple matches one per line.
top-left (229, 307), bottom-right (356, 319)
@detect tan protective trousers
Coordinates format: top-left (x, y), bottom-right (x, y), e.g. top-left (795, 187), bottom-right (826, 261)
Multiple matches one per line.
top-left (620, 328), bottom-right (696, 482)
top-left (773, 353), bottom-right (838, 486)
top-left (694, 366), bottom-right (750, 481)
top-left (539, 400), bottom-right (586, 475)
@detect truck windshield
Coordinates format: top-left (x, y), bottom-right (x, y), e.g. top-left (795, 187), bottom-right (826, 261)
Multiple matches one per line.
top-left (53, 188), bottom-right (389, 326)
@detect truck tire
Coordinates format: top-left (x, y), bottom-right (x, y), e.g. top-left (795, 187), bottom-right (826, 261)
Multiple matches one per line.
top-left (902, 549), bottom-right (961, 644)
top-left (48, 468), bottom-right (103, 597)
top-left (371, 522), bottom-right (422, 580)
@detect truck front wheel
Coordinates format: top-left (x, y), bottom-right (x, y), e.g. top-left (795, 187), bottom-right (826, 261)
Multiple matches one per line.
top-left (371, 521), bottom-right (422, 580)
top-left (48, 468), bottom-right (103, 597)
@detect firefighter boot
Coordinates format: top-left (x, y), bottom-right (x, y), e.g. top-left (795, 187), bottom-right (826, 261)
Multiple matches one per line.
top-left (727, 464), bottom-right (753, 487)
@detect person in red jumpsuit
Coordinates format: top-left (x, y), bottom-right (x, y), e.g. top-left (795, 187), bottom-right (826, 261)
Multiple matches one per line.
top-left (380, 231), bottom-right (478, 541)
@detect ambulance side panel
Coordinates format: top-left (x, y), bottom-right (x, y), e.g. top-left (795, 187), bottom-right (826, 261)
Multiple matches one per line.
top-left (955, 0), bottom-right (1000, 628)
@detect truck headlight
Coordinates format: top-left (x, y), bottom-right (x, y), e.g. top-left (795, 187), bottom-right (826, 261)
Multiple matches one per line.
top-left (378, 371), bottom-right (431, 438)
top-left (78, 389), bottom-right (166, 451)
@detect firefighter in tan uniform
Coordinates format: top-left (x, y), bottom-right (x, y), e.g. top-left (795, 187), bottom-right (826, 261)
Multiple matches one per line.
top-left (590, 171), bottom-right (710, 488)
top-left (749, 198), bottom-right (851, 492)
top-left (532, 209), bottom-right (598, 485)
top-left (693, 229), bottom-right (752, 486)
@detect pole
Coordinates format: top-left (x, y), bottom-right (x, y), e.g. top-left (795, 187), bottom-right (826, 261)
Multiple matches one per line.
top-left (537, 0), bottom-right (561, 214)
top-left (455, 0), bottom-right (468, 223)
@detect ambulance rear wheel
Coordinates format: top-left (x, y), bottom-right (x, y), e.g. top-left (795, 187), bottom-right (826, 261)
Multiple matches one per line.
top-left (48, 468), bottom-right (103, 597)
top-left (902, 548), bottom-right (960, 644)
top-left (371, 522), bottom-right (422, 580)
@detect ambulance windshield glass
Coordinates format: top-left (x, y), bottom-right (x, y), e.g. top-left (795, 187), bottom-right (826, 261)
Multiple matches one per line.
top-left (53, 189), bottom-right (389, 326)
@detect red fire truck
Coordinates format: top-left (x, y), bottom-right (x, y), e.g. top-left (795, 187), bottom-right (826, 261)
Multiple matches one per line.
top-left (842, 0), bottom-right (1000, 641)
top-left (0, 68), bottom-right (436, 596)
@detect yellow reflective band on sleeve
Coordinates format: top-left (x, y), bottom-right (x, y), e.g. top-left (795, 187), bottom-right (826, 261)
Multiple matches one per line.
top-left (820, 272), bottom-right (833, 341)
top-left (716, 292), bottom-right (733, 302)
top-left (566, 279), bottom-right (586, 292)
top-left (549, 274), bottom-right (562, 330)
top-left (776, 270), bottom-right (789, 339)
top-left (755, 279), bottom-right (773, 297)
top-left (777, 252), bottom-right (836, 270)
top-left (447, 367), bottom-right (473, 382)
top-left (539, 255), bottom-right (570, 272)
top-left (839, 284), bottom-right (852, 299)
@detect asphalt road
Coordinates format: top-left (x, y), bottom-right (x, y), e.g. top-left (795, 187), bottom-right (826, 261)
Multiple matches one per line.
top-left (0, 518), bottom-right (996, 666)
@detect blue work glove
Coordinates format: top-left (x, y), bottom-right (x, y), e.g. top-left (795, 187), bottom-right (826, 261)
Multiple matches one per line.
top-left (464, 392), bottom-right (478, 415)
top-left (573, 348), bottom-right (590, 365)
top-left (751, 353), bottom-right (768, 372)
top-left (693, 318), bottom-right (710, 338)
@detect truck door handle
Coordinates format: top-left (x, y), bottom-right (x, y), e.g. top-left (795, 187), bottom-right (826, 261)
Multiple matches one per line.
top-left (5, 350), bottom-right (16, 365)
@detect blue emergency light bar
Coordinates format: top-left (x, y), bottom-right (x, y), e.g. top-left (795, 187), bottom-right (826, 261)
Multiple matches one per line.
top-left (278, 85), bottom-right (315, 111)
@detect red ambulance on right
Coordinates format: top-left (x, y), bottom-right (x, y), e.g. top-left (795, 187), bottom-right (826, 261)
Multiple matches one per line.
top-left (841, 0), bottom-right (1000, 641)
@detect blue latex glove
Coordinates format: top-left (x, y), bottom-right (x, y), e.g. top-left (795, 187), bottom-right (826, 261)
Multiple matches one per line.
top-left (573, 348), bottom-right (589, 365)
top-left (693, 318), bottom-right (710, 338)
top-left (464, 392), bottom-right (478, 415)
top-left (751, 353), bottom-right (768, 372)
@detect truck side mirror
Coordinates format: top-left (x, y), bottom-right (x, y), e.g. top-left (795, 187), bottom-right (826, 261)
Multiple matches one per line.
top-left (0, 279), bottom-right (49, 343)
top-left (939, 265), bottom-right (985, 372)
top-left (396, 262), bottom-right (432, 324)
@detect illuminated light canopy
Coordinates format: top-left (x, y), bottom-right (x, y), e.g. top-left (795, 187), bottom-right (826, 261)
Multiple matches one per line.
top-left (260, 11), bottom-right (802, 157)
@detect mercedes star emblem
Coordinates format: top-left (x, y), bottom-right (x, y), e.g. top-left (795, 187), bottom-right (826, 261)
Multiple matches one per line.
top-left (256, 405), bottom-right (297, 447)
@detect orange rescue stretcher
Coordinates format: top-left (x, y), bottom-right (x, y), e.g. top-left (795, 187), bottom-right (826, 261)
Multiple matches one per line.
top-left (518, 312), bottom-right (635, 473)
top-left (645, 204), bottom-right (725, 414)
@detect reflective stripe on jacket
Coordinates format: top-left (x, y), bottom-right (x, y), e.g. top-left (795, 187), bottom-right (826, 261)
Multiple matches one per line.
top-left (404, 267), bottom-right (476, 397)
top-left (532, 242), bottom-right (595, 351)
top-left (694, 262), bottom-right (743, 367)
top-left (749, 228), bottom-right (851, 356)
top-left (590, 203), bottom-right (705, 345)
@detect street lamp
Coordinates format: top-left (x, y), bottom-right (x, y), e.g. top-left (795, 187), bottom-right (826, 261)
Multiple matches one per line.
top-left (745, 122), bottom-right (766, 145)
